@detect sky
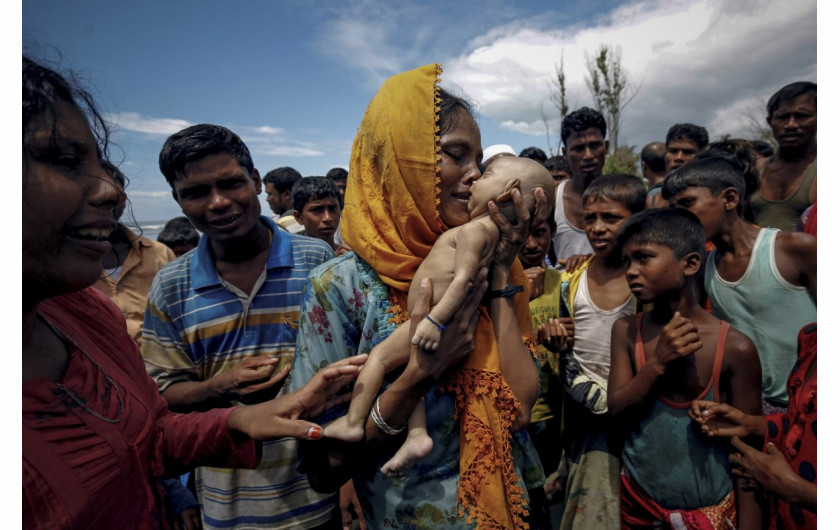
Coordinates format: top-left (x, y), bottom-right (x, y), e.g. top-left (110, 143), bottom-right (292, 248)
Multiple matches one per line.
top-left (22, 0), bottom-right (818, 224)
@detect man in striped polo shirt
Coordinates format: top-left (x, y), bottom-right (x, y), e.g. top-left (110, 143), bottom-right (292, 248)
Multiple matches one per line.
top-left (141, 124), bottom-right (338, 529)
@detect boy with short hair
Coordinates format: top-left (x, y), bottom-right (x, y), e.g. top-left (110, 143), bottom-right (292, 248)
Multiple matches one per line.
top-left (557, 174), bottom-right (646, 529)
top-left (292, 176), bottom-right (343, 251)
top-left (608, 208), bottom-right (762, 529)
top-left (519, 212), bottom-right (573, 504)
top-left (662, 156), bottom-right (816, 412)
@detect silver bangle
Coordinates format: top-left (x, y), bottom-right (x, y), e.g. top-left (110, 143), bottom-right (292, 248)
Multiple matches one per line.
top-left (370, 395), bottom-right (406, 435)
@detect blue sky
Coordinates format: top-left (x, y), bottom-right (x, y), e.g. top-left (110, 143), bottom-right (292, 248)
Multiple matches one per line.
top-left (23, 0), bottom-right (818, 222)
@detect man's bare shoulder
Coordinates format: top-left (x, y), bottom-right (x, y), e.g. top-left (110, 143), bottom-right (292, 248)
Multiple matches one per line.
top-left (776, 230), bottom-right (817, 258)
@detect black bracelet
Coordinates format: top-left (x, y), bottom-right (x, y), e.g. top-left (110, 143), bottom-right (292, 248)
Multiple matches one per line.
top-left (488, 285), bottom-right (524, 298)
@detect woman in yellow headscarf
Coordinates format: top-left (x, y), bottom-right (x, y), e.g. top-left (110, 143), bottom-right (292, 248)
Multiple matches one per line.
top-left (290, 63), bottom-right (548, 529)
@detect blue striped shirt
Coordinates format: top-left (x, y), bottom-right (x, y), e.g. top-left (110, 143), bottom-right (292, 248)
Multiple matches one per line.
top-left (142, 217), bottom-right (336, 529)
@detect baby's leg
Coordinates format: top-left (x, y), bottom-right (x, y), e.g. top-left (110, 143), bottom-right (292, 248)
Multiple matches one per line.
top-left (379, 398), bottom-right (433, 476)
top-left (323, 324), bottom-right (411, 442)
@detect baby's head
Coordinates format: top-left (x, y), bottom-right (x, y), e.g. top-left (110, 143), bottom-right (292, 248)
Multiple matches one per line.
top-left (468, 156), bottom-right (556, 221)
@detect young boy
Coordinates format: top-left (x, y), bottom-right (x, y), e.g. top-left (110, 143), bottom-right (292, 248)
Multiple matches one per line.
top-left (608, 208), bottom-right (763, 529)
top-left (292, 176), bottom-right (343, 251)
top-left (520, 213), bottom-right (573, 504)
top-left (557, 174), bottom-right (646, 529)
top-left (662, 156), bottom-right (816, 412)
top-left (323, 156), bottom-right (555, 474)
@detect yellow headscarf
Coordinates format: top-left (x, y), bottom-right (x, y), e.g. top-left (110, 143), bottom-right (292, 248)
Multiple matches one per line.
top-left (342, 64), bottom-right (537, 529)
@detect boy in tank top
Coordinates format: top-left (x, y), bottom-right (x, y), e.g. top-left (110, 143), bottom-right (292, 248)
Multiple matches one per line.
top-left (608, 208), bottom-right (763, 529)
top-left (662, 156), bottom-right (816, 412)
top-left (557, 174), bottom-right (646, 530)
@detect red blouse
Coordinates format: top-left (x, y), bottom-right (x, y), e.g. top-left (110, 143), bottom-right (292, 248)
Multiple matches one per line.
top-left (23, 288), bottom-right (260, 529)
top-left (764, 322), bottom-right (816, 530)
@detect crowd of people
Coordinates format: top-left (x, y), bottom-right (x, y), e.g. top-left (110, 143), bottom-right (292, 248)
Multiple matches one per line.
top-left (22, 51), bottom-right (816, 530)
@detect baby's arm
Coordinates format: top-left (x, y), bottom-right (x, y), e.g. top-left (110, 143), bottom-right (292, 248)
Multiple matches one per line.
top-left (412, 223), bottom-right (494, 350)
top-left (323, 324), bottom-right (412, 442)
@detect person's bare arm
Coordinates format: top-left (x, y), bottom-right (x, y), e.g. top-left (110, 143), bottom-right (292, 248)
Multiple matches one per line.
top-left (413, 224), bottom-right (493, 350)
top-left (488, 264), bottom-right (539, 429)
top-left (776, 231), bottom-right (817, 298)
top-left (487, 187), bottom-right (547, 428)
top-left (162, 357), bottom-right (289, 408)
top-left (721, 330), bottom-right (763, 530)
top-left (226, 354), bottom-right (367, 441)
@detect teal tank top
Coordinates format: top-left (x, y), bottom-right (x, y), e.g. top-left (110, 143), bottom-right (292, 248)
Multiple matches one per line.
top-left (704, 228), bottom-right (816, 406)
top-left (621, 315), bottom-right (733, 509)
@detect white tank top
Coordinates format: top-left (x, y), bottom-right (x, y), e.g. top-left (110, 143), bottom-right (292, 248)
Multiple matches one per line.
top-left (552, 180), bottom-right (593, 265)
top-left (571, 268), bottom-right (636, 384)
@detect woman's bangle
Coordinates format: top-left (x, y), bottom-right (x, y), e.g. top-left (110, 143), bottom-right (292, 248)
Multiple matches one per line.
top-left (488, 285), bottom-right (524, 298)
top-left (370, 395), bottom-right (406, 435)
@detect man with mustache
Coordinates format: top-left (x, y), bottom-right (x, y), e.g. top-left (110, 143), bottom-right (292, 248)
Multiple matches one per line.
top-left (748, 82), bottom-right (817, 231)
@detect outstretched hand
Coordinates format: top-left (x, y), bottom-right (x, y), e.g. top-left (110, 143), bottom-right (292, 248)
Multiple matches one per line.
top-left (227, 354), bottom-right (368, 441)
top-left (689, 400), bottom-right (765, 438)
top-left (489, 187), bottom-right (548, 269)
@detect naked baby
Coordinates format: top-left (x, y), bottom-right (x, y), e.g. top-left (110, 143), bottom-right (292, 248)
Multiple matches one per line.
top-left (323, 156), bottom-right (556, 474)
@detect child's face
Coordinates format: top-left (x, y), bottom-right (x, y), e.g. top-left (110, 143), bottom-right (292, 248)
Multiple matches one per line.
top-left (294, 196), bottom-right (341, 244)
top-left (467, 170), bottom-right (506, 215)
top-left (583, 197), bottom-right (634, 259)
top-left (669, 186), bottom-right (725, 241)
top-left (622, 240), bottom-right (684, 303)
top-left (518, 219), bottom-right (553, 268)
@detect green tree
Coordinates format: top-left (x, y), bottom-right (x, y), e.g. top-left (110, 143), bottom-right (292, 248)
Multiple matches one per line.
top-left (543, 52), bottom-right (570, 156)
top-left (584, 44), bottom-right (638, 154)
top-left (603, 144), bottom-right (640, 177)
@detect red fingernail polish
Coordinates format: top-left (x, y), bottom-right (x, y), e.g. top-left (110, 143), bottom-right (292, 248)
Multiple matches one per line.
top-left (307, 426), bottom-right (322, 439)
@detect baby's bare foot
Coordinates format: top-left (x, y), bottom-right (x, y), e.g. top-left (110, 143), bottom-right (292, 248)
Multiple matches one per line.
top-left (380, 431), bottom-right (433, 475)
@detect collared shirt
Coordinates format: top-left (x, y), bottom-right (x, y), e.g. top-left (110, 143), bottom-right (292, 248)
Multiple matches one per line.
top-left (141, 216), bottom-right (336, 530)
top-left (93, 226), bottom-right (175, 344)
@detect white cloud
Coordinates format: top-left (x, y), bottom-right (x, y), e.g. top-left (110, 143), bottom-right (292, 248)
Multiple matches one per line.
top-left (110, 112), bottom-right (193, 136)
top-left (127, 190), bottom-right (171, 198)
top-left (250, 125), bottom-right (285, 135)
top-left (257, 145), bottom-right (326, 157)
top-left (442, 0), bottom-right (816, 147)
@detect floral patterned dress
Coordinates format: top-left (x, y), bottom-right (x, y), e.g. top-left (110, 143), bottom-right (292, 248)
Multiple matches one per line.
top-left (290, 252), bottom-right (544, 529)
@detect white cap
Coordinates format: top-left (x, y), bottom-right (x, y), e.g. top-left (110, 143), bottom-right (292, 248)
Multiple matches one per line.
top-left (481, 144), bottom-right (516, 165)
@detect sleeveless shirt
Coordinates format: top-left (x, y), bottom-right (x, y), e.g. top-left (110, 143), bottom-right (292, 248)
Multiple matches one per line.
top-left (748, 156), bottom-right (816, 231)
top-left (704, 228), bottom-right (816, 405)
top-left (552, 180), bottom-right (593, 264)
top-left (621, 315), bottom-right (733, 509)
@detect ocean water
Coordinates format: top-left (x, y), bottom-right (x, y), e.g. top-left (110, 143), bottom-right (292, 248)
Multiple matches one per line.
top-left (131, 220), bottom-right (169, 242)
